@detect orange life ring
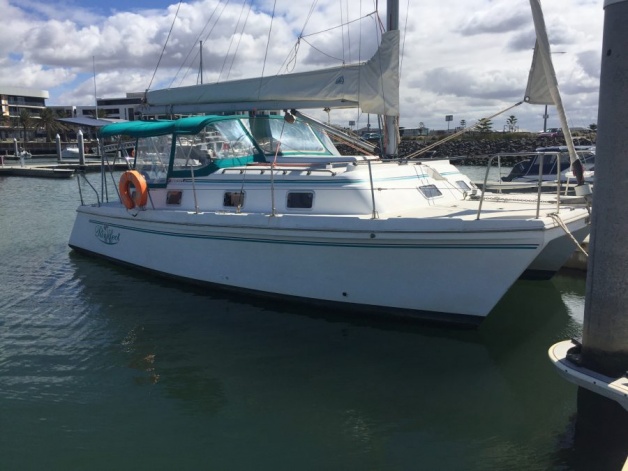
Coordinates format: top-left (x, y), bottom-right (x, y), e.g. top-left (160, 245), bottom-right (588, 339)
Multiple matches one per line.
top-left (119, 170), bottom-right (148, 209)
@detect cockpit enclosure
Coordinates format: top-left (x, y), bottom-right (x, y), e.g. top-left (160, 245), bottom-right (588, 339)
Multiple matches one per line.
top-left (101, 115), bottom-right (342, 187)
top-left (242, 117), bottom-right (340, 157)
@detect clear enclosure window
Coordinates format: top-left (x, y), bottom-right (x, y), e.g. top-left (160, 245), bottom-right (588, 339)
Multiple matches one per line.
top-left (135, 135), bottom-right (172, 185)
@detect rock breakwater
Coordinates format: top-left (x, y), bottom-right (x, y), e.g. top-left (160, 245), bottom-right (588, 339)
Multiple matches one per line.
top-left (339, 135), bottom-right (595, 166)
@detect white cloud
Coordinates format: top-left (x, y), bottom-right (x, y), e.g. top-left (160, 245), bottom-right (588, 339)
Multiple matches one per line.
top-left (2, 0), bottom-right (605, 132)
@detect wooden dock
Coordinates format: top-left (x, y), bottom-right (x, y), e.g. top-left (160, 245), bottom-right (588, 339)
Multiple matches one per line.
top-left (0, 161), bottom-right (128, 179)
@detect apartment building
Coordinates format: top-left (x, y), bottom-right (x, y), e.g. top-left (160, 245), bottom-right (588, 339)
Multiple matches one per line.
top-left (0, 86), bottom-right (49, 119)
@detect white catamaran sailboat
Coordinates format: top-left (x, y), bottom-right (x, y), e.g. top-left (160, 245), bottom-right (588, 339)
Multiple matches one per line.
top-left (68, 1), bottom-right (590, 325)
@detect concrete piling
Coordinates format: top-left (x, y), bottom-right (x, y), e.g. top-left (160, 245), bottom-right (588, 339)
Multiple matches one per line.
top-left (581, 0), bottom-right (628, 377)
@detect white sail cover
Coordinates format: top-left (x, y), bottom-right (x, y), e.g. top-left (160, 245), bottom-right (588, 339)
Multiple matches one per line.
top-left (145, 30), bottom-right (400, 116)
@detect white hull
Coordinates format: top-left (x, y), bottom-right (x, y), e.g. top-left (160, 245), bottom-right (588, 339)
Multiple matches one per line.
top-left (525, 225), bottom-right (589, 278)
top-left (69, 201), bottom-right (587, 323)
top-left (61, 147), bottom-right (80, 159)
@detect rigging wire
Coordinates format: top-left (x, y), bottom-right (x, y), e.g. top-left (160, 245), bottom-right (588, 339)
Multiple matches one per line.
top-left (404, 102), bottom-right (524, 160)
top-left (339, 0), bottom-right (346, 64)
top-left (171, 0), bottom-right (230, 88)
top-left (224, 1), bottom-right (253, 81)
top-left (298, 38), bottom-right (345, 63)
top-left (218, 0), bottom-right (250, 81)
top-left (299, 15), bottom-right (375, 39)
top-left (147, 1), bottom-right (182, 92)
top-left (345, 0), bottom-right (352, 65)
top-left (300, 0), bottom-right (319, 37)
top-left (257, 0), bottom-right (277, 101)
top-left (399, 0), bottom-right (410, 77)
top-left (353, 0), bottom-right (364, 132)
top-left (279, 12), bottom-right (377, 76)
top-left (354, 1), bottom-right (384, 133)
top-left (282, 0), bottom-right (317, 73)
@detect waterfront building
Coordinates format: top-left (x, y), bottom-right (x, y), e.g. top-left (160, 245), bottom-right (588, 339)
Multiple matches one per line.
top-left (0, 87), bottom-right (49, 140)
top-left (49, 92), bottom-right (144, 122)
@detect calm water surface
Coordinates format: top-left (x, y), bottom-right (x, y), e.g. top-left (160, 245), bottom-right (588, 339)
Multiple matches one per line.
top-left (0, 168), bottom-right (622, 470)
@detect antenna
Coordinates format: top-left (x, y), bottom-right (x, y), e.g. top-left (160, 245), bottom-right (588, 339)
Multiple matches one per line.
top-left (199, 41), bottom-right (204, 85)
top-left (93, 56), bottom-right (98, 118)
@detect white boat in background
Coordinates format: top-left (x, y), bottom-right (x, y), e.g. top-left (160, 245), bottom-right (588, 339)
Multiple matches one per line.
top-left (501, 146), bottom-right (595, 185)
top-left (68, 0), bottom-right (591, 325)
top-left (61, 147), bottom-right (80, 159)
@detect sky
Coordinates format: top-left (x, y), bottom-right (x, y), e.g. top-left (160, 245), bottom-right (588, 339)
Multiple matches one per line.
top-left (0, 0), bottom-right (605, 132)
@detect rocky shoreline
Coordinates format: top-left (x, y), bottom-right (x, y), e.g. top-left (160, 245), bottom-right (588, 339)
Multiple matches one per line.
top-left (340, 135), bottom-right (595, 166)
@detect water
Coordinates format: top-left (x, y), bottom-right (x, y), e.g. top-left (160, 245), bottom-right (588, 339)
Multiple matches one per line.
top-left (0, 169), bottom-right (623, 471)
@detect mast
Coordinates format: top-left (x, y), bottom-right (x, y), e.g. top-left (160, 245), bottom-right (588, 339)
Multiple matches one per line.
top-left (385, 0), bottom-right (399, 158)
top-left (93, 56), bottom-right (98, 118)
top-left (528, 0), bottom-right (587, 187)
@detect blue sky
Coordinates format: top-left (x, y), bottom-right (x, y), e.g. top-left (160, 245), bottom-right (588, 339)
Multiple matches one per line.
top-left (1, 0), bottom-right (605, 131)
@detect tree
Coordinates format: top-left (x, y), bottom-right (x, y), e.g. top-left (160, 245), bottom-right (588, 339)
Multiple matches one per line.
top-left (18, 109), bottom-right (34, 145)
top-left (506, 115), bottom-right (518, 132)
top-left (39, 108), bottom-right (67, 142)
top-left (476, 118), bottom-right (493, 133)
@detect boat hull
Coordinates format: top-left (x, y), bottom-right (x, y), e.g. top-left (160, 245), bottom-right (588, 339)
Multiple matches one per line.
top-left (69, 205), bottom-right (554, 323)
top-left (522, 224), bottom-right (590, 280)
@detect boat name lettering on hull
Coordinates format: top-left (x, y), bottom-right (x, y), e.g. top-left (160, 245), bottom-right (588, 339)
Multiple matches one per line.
top-left (95, 224), bottom-right (120, 245)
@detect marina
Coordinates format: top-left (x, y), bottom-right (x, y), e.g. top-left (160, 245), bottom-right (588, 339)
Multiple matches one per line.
top-left (0, 157), bottom-right (129, 178)
top-left (0, 171), bottom-right (625, 470)
top-left (1, 0), bottom-right (626, 468)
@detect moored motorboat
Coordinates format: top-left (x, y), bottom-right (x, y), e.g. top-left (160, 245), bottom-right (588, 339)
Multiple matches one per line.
top-left (501, 146), bottom-right (595, 185)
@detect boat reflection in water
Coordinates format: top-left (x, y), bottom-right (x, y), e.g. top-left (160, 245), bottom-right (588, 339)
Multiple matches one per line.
top-left (64, 250), bottom-right (627, 470)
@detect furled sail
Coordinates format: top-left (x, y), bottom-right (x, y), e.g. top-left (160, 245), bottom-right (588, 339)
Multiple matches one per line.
top-left (524, 41), bottom-right (553, 105)
top-left (525, 0), bottom-right (583, 183)
top-left (142, 30), bottom-right (399, 117)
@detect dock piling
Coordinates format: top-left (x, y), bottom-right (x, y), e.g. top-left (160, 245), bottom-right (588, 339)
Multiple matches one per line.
top-left (549, 0), bottom-right (628, 417)
top-left (56, 134), bottom-right (62, 162)
top-left (581, 0), bottom-right (628, 378)
top-left (78, 130), bottom-right (85, 165)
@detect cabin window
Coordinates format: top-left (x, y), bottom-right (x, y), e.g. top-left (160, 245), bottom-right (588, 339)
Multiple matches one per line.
top-left (166, 190), bottom-right (182, 205)
top-left (580, 152), bottom-right (595, 165)
top-left (418, 184), bottom-right (442, 198)
top-left (558, 153), bottom-right (571, 169)
top-left (455, 180), bottom-right (471, 191)
top-left (529, 154), bottom-right (558, 176)
top-left (287, 191), bottom-right (314, 209)
top-left (223, 191), bottom-right (245, 207)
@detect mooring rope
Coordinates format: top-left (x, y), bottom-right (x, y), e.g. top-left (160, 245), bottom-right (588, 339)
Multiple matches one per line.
top-left (550, 213), bottom-right (589, 257)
